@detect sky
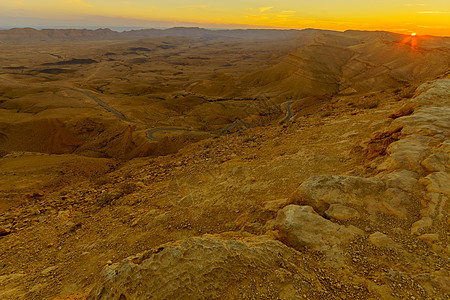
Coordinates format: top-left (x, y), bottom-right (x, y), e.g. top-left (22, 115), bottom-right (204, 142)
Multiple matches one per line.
top-left (0, 0), bottom-right (449, 36)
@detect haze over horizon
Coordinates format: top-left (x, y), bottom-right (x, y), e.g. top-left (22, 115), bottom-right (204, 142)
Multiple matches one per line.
top-left (1, 0), bottom-right (449, 36)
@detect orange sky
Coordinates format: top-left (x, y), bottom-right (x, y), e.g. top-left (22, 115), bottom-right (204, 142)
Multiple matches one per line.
top-left (0, 0), bottom-right (449, 36)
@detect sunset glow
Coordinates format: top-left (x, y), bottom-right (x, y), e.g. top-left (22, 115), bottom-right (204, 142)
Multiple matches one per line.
top-left (0, 0), bottom-right (449, 36)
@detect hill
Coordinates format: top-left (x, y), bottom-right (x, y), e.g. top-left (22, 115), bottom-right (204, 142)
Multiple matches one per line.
top-left (243, 30), bottom-right (450, 98)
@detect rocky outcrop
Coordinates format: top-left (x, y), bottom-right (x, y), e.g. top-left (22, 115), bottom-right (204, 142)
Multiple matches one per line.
top-left (273, 205), bottom-right (362, 266)
top-left (293, 173), bottom-right (415, 218)
top-left (283, 78), bottom-right (450, 298)
top-left (380, 79), bottom-right (450, 240)
top-left (294, 175), bottom-right (385, 214)
top-left (293, 78), bottom-right (449, 241)
top-left (88, 235), bottom-right (317, 299)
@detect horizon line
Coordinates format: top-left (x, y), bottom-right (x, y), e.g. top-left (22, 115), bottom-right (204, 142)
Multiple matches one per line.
top-left (0, 26), bottom-right (448, 37)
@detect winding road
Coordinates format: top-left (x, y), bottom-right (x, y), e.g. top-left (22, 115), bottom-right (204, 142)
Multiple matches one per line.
top-left (1, 75), bottom-right (292, 141)
top-left (59, 86), bottom-right (139, 124)
top-left (0, 76), bottom-right (136, 123)
top-left (280, 100), bottom-right (295, 123)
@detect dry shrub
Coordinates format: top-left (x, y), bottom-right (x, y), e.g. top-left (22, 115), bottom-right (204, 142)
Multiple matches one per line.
top-left (119, 182), bottom-right (138, 195)
top-left (97, 182), bottom-right (138, 206)
top-left (93, 175), bottom-right (111, 187)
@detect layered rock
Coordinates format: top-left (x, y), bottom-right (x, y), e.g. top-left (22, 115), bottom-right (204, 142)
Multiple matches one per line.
top-left (87, 235), bottom-right (332, 299)
top-left (273, 205), bottom-right (362, 266)
top-left (382, 79), bottom-right (450, 241)
top-left (292, 78), bottom-right (449, 244)
top-left (283, 79), bottom-right (450, 297)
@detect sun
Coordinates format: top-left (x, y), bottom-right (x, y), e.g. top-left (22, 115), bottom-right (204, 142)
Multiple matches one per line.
top-left (400, 32), bottom-right (419, 53)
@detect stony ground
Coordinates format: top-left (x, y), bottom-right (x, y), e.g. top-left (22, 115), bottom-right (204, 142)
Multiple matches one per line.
top-left (0, 77), bottom-right (449, 299)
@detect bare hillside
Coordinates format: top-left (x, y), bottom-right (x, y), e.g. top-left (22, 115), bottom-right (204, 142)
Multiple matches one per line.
top-left (245, 31), bottom-right (450, 98)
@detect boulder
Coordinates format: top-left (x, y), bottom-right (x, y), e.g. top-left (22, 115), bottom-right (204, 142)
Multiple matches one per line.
top-left (274, 205), bottom-right (362, 266)
top-left (368, 232), bottom-right (399, 249)
top-left (422, 172), bottom-right (450, 195)
top-left (418, 233), bottom-right (440, 244)
top-left (380, 169), bottom-right (418, 192)
top-left (422, 152), bottom-right (449, 172)
top-left (381, 188), bottom-right (412, 218)
top-left (88, 235), bottom-right (307, 300)
top-left (411, 217), bottom-right (433, 235)
top-left (294, 175), bottom-right (385, 214)
top-left (393, 106), bottom-right (450, 138)
top-left (413, 79), bottom-right (450, 107)
top-left (379, 135), bottom-right (437, 172)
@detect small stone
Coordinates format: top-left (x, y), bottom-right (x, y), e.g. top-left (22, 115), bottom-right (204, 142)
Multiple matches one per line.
top-left (262, 199), bottom-right (290, 212)
top-left (41, 266), bottom-right (58, 276)
top-left (411, 217), bottom-right (433, 235)
top-left (38, 216), bottom-right (48, 223)
top-left (418, 233), bottom-right (439, 243)
top-left (57, 210), bottom-right (70, 220)
top-left (30, 283), bottom-right (45, 293)
top-left (368, 232), bottom-right (398, 249)
top-left (28, 208), bottom-right (41, 216)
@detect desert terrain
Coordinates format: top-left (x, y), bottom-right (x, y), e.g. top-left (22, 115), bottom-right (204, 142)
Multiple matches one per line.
top-left (0, 28), bottom-right (449, 299)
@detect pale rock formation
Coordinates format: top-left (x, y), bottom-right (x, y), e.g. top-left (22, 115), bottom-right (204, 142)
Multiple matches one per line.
top-left (380, 169), bottom-right (419, 192)
top-left (88, 235), bottom-right (308, 299)
top-left (274, 205), bottom-right (362, 266)
top-left (294, 174), bottom-right (413, 218)
top-left (289, 79), bottom-right (449, 284)
top-left (368, 232), bottom-right (399, 249)
top-left (294, 175), bottom-right (385, 214)
top-left (378, 135), bottom-right (437, 172)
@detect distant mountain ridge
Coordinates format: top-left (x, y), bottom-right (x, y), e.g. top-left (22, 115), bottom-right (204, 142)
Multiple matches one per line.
top-left (0, 27), bottom-right (301, 43)
top-left (243, 30), bottom-right (450, 97)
